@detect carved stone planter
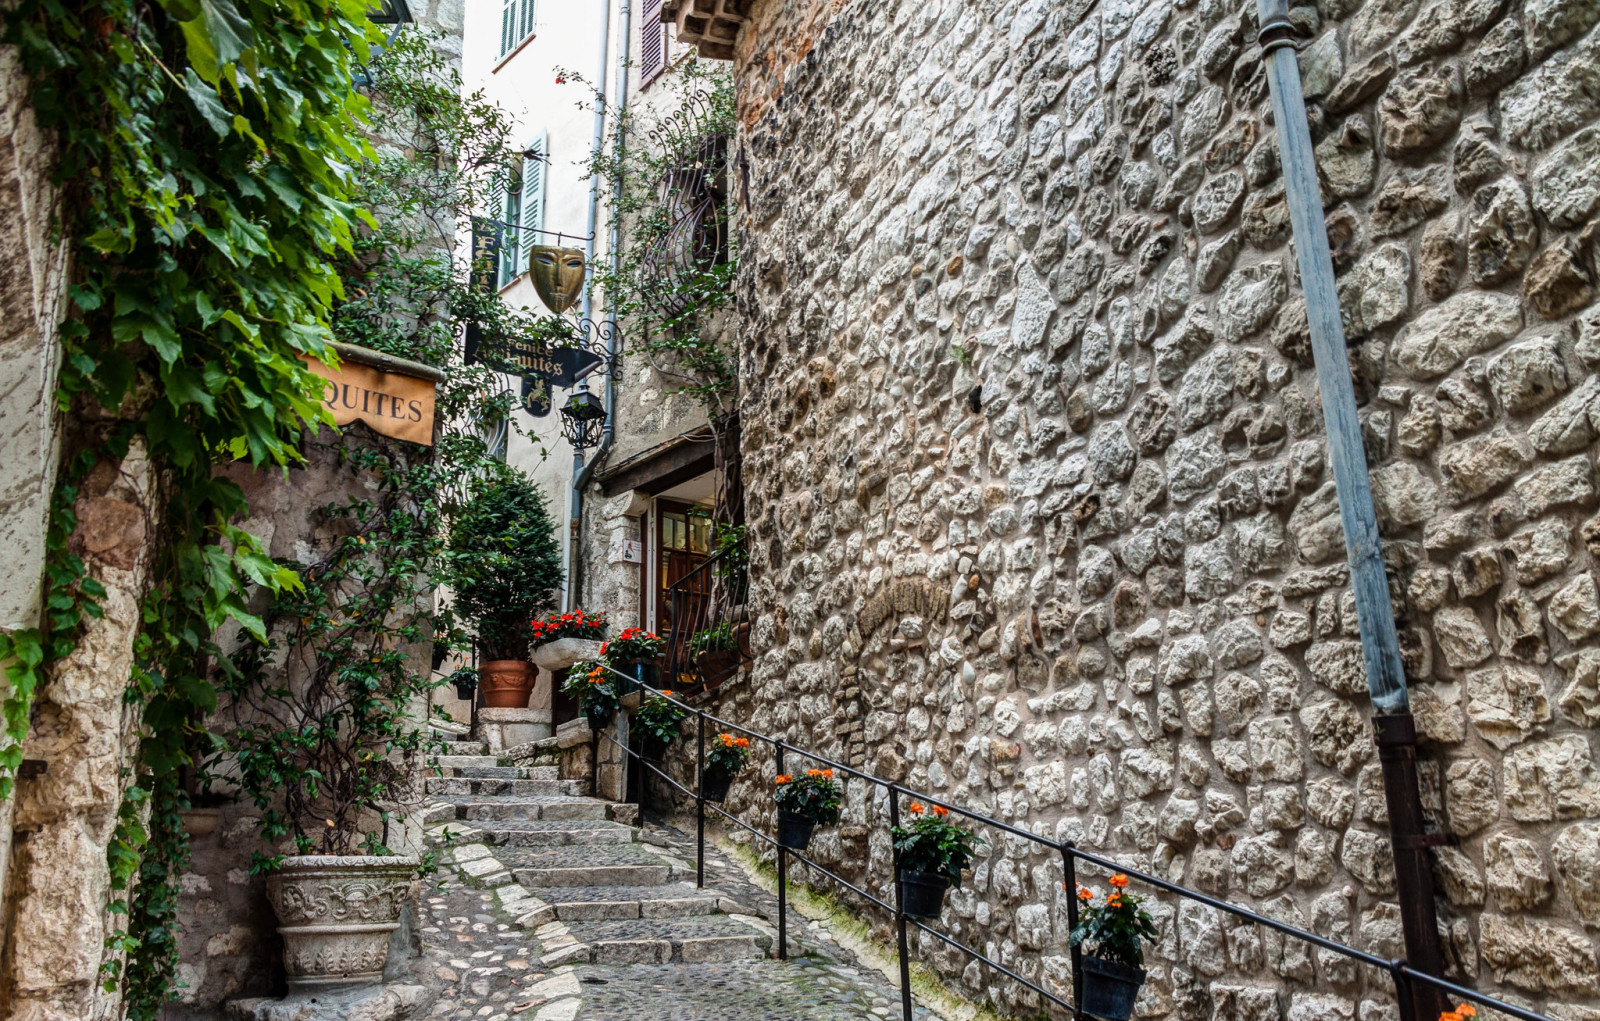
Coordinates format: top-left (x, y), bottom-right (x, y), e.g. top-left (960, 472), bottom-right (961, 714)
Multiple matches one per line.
top-left (266, 855), bottom-right (419, 991)
top-left (531, 637), bottom-right (605, 672)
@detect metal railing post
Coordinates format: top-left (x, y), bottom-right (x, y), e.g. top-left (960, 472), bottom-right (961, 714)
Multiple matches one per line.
top-left (696, 710), bottom-right (706, 889)
top-left (1062, 843), bottom-right (1083, 1021)
top-left (1392, 962), bottom-right (1417, 1021)
top-left (775, 740), bottom-right (787, 961)
top-left (889, 786), bottom-right (913, 1021)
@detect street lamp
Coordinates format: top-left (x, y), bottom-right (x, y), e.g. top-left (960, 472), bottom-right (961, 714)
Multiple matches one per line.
top-left (559, 390), bottom-right (606, 450)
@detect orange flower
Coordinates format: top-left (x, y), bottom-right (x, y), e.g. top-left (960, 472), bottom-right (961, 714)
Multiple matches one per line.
top-left (718, 733), bottom-right (734, 747)
top-left (931, 805), bottom-right (949, 818)
top-left (1077, 886), bottom-right (1094, 901)
top-left (1109, 874), bottom-right (1129, 888)
top-left (908, 802), bottom-right (925, 815)
top-left (662, 690), bottom-right (674, 697)
top-left (734, 737), bottom-right (749, 748)
top-left (806, 768), bottom-right (824, 778)
top-left (775, 775), bottom-right (791, 785)
top-left (1440, 1013), bottom-right (1462, 1021)
top-left (1456, 1006), bottom-right (1477, 1019)
top-left (1107, 893), bottom-right (1123, 907)
top-left (822, 768), bottom-right (834, 779)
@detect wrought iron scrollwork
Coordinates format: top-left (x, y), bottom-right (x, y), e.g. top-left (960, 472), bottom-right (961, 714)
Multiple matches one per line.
top-left (636, 90), bottom-right (731, 321)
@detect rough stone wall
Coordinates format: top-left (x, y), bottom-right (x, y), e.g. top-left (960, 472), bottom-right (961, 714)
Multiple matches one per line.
top-left (0, 1), bottom-right (69, 962)
top-left (711, 0), bottom-right (1600, 1016)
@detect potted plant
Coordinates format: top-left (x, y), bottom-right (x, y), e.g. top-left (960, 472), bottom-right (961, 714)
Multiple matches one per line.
top-left (701, 731), bottom-right (751, 802)
top-left (447, 666), bottom-right (478, 702)
top-left (602, 627), bottom-right (664, 696)
top-left (1069, 874), bottom-right (1159, 1021)
top-left (633, 690), bottom-right (687, 760)
top-left (690, 621), bottom-right (743, 680)
top-left (772, 768), bottom-right (842, 850)
top-left (529, 608), bottom-right (609, 673)
top-left (445, 467), bottom-right (564, 708)
top-left (891, 801), bottom-right (984, 919)
top-left (218, 476), bottom-right (446, 992)
top-left (562, 660), bottom-right (618, 731)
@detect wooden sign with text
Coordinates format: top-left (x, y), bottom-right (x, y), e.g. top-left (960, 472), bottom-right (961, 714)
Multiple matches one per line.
top-left (302, 355), bottom-right (437, 446)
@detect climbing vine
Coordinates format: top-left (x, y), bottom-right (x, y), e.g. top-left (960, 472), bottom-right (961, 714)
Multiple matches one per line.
top-left (560, 58), bottom-right (740, 416)
top-left (1, 1), bottom-right (525, 1016)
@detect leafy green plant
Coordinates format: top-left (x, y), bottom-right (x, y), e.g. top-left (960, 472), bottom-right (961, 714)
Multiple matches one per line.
top-left (445, 465), bottom-right (564, 659)
top-left (773, 768), bottom-right (842, 825)
top-left (706, 731), bottom-right (752, 776)
top-left (633, 691), bottom-right (688, 747)
top-left (891, 802), bottom-right (984, 886)
top-left (562, 660), bottom-right (618, 723)
top-left (1069, 875), bottom-right (1159, 970)
top-left (216, 434), bottom-right (447, 866)
top-left (712, 522), bottom-right (748, 581)
top-left (689, 622), bottom-right (739, 654)
top-left (602, 627), bottom-right (663, 662)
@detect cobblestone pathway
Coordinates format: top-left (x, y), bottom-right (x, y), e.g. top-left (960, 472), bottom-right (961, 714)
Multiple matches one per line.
top-left (416, 737), bottom-right (938, 1021)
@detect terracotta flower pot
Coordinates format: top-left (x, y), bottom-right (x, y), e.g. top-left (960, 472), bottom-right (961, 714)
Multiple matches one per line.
top-left (266, 855), bottom-right (418, 991)
top-left (479, 660), bottom-right (535, 708)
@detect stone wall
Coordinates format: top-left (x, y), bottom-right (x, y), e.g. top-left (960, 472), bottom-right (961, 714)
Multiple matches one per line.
top-left (708, 0), bottom-right (1600, 1015)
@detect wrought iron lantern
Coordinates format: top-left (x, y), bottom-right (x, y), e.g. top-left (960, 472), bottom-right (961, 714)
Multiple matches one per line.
top-left (559, 390), bottom-right (607, 450)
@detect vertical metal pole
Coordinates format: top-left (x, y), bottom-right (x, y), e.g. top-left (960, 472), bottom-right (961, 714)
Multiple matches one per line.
top-left (1392, 963), bottom-right (1417, 1021)
top-left (696, 711), bottom-right (706, 889)
top-left (1062, 844), bottom-right (1083, 1021)
top-left (775, 740), bottom-right (787, 961)
top-left (889, 786), bottom-right (913, 1021)
top-left (1254, 2), bottom-right (1445, 1014)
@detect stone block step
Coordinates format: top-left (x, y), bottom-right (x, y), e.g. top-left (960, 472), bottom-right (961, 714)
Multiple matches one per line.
top-left (536, 883), bottom-right (723, 921)
top-left (430, 755), bottom-right (504, 770)
top-left (476, 819), bottom-right (637, 848)
top-left (455, 797), bottom-right (609, 820)
top-left (424, 777), bottom-right (566, 797)
top-left (439, 739), bottom-right (489, 755)
top-left (563, 916), bottom-right (770, 964)
top-left (504, 844), bottom-right (678, 888)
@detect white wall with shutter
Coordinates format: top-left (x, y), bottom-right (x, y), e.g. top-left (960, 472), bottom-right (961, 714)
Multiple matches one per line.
top-left (639, 0), bottom-right (666, 83)
top-left (520, 131), bottom-right (547, 260)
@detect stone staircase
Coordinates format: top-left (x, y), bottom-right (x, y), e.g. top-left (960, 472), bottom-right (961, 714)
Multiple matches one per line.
top-left (422, 737), bottom-right (779, 970)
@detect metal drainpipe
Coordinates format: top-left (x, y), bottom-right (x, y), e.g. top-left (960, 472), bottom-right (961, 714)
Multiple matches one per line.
top-left (566, 0), bottom-right (611, 612)
top-left (567, 0), bottom-right (629, 610)
top-left (1254, 1), bottom-right (1446, 1015)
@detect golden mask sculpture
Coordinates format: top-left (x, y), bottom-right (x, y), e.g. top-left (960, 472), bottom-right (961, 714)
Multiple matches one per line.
top-left (529, 246), bottom-right (587, 314)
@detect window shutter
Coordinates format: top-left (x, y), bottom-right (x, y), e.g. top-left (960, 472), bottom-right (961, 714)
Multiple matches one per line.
top-left (500, 0), bottom-right (517, 56)
top-left (640, 0), bottom-right (665, 83)
top-left (520, 131), bottom-right (547, 259)
top-left (521, 0), bottom-right (536, 44)
top-left (499, 167), bottom-right (523, 285)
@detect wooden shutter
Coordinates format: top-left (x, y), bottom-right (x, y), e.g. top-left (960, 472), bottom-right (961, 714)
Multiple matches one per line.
top-left (639, 0), bottom-right (666, 83)
top-left (500, 0), bottom-right (517, 56)
top-left (499, 167), bottom-right (522, 285)
top-left (520, 131), bottom-right (547, 259)
top-left (520, 0), bottom-right (536, 44)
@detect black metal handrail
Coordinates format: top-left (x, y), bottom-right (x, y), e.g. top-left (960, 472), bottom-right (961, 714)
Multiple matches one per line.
top-left (596, 663), bottom-right (1555, 1021)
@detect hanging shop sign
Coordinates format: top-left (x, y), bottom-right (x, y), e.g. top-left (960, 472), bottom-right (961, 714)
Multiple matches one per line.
top-left (470, 217), bottom-right (501, 294)
top-left (302, 354), bottom-right (437, 445)
top-left (464, 324), bottom-right (604, 419)
top-left (528, 246), bottom-right (587, 313)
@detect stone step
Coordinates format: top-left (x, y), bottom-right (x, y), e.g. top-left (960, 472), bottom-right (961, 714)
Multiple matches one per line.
top-left (445, 796), bottom-right (610, 820)
top-left (536, 883), bottom-right (724, 922)
top-left (504, 844), bottom-right (679, 888)
top-left (561, 915), bottom-right (771, 964)
top-left (424, 777), bottom-right (567, 797)
top-left (475, 819), bottom-right (637, 848)
top-left (430, 754), bottom-right (505, 770)
top-left (439, 739), bottom-right (489, 754)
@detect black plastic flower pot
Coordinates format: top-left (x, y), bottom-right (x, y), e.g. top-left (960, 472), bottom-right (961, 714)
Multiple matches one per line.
top-left (896, 869), bottom-right (950, 919)
top-left (776, 809), bottom-right (815, 850)
top-left (700, 769), bottom-right (734, 802)
top-left (584, 704), bottom-right (614, 732)
top-left (1079, 956), bottom-right (1147, 1021)
top-left (639, 734), bottom-right (669, 761)
top-left (453, 679), bottom-right (477, 701)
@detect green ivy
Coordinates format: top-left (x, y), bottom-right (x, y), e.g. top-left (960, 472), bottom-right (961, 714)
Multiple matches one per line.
top-left (1, 0), bottom-right (383, 1015)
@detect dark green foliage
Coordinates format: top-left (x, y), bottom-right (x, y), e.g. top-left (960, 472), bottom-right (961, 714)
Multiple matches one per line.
top-left (773, 769), bottom-right (842, 826)
top-left (688, 621), bottom-right (739, 653)
top-left (561, 660), bottom-right (618, 722)
top-left (445, 464), bottom-right (564, 659)
top-left (633, 693), bottom-right (688, 747)
top-left (216, 436), bottom-right (447, 864)
top-left (1069, 879), bottom-right (1159, 970)
top-left (705, 732), bottom-right (751, 776)
top-left (891, 807), bottom-right (984, 888)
